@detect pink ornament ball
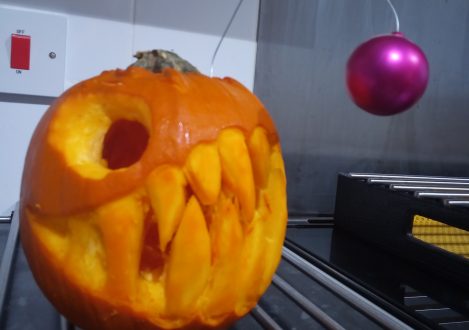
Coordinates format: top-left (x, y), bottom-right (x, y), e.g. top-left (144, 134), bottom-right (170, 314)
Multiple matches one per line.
top-left (346, 32), bottom-right (429, 116)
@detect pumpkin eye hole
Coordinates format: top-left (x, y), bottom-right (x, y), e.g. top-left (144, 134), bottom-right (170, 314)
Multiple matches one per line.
top-left (102, 119), bottom-right (149, 170)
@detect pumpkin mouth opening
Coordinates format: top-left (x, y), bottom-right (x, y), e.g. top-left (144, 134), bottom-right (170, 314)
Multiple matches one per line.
top-left (139, 209), bottom-right (165, 277)
top-left (102, 119), bottom-right (149, 170)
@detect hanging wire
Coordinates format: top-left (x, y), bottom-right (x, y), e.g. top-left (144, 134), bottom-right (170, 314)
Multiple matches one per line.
top-left (210, 0), bottom-right (244, 77)
top-left (385, 0), bottom-right (400, 32)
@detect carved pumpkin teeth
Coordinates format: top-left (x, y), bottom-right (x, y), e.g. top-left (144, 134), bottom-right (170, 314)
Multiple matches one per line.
top-left (166, 196), bottom-right (211, 316)
top-left (201, 192), bottom-right (243, 321)
top-left (235, 157), bottom-right (287, 315)
top-left (96, 196), bottom-right (145, 301)
top-left (184, 143), bottom-right (221, 205)
top-left (24, 130), bottom-right (287, 326)
top-left (248, 127), bottom-right (271, 189)
top-left (258, 167), bottom-right (287, 294)
top-left (270, 144), bottom-right (286, 182)
top-left (217, 129), bottom-right (256, 222)
top-left (63, 217), bottom-right (106, 291)
top-left (145, 166), bottom-right (186, 252)
top-left (235, 212), bottom-right (267, 315)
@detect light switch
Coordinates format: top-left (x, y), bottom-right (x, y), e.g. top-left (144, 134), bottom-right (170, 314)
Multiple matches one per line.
top-left (0, 6), bottom-right (66, 96)
top-left (11, 34), bottom-right (31, 70)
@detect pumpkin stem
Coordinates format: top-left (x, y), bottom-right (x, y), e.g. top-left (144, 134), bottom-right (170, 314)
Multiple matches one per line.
top-left (130, 50), bottom-right (199, 74)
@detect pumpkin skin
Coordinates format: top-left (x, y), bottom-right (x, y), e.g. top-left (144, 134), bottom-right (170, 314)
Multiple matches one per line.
top-left (20, 66), bottom-right (287, 329)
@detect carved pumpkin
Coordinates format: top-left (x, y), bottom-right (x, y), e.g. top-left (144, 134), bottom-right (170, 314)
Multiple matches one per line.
top-left (20, 51), bottom-right (287, 329)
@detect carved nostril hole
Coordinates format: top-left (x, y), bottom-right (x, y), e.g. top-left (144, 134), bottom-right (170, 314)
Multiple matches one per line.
top-left (102, 119), bottom-right (149, 170)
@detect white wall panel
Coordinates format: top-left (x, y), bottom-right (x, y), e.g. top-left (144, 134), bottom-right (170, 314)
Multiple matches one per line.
top-left (65, 15), bottom-right (134, 88)
top-left (0, 103), bottom-right (47, 214)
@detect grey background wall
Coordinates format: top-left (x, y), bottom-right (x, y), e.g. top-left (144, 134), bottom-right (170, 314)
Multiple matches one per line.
top-left (254, 0), bottom-right (469, 214)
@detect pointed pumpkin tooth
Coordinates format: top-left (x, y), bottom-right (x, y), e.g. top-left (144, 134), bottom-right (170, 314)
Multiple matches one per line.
top-left (248, 127), bottom-right (271, 188)
top-left (218, 129), bottom-right (255, 222)
top-left (166, 197), bottom-right (211, 316)
top-left (64, 217), bottom-right (106, 291)
top-left (96, 195), bottom-right (145, 301)
top-left (235, 212), bottom-right (266, 315)
top-left (270, 144), bottom-right (286, 182)
top-left (184, 143), bottom-right (221, 205)
top-left (202, 193), bottom-right (243, 320)
top-left (146, 166), bottom-right (186, 251)
top-left (258, 168), bottom-right (287, 294)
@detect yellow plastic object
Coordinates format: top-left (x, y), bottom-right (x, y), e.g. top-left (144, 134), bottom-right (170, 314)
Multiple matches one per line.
top-left (412, 215), bottom-right (469, 258)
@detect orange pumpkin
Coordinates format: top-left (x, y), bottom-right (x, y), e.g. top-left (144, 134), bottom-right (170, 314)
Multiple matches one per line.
top-left (20, 51), bottom-right (287, 329)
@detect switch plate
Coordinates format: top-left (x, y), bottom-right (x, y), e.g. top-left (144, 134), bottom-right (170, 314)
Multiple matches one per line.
top-left (0, 6), bottom-right (66, 97)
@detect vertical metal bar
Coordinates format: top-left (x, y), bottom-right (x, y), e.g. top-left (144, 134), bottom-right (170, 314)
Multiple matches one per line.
top-left (0, 208), bottom-right (19, 323)
top-left (60, 315), bottom-right (75, 330)
top-left (250, 305), bottom-right (283, 330)
top-left (272, 274), bottom-right (345, 330)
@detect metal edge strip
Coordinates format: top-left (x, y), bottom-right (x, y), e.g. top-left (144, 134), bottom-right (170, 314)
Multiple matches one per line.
top-left (282, 246), bottom-right (414, 330)
top-left (369, 179), bottom-right (469, 186)
top-left (349, 173), bottom-right (469, 182)
top-left (251, 305), bottom-right (283, 330)
top-left (416, 192), bottom-right (469, 200)
top-left (272, 274), bottom-right (345, 330)
top-left (391, 185), bottom-right (469, 192)
top-left (60, 316), bottom-right (75, 330)
top-left (445, 200), bottom-right (469, 206)
top-left (0, 217), bottom-right (12, 224)
top-left (0, 206), bottom-right (19, 324)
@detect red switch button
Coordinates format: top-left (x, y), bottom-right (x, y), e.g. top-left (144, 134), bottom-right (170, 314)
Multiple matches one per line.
top-left (11, 34), bottom-right (31, 70)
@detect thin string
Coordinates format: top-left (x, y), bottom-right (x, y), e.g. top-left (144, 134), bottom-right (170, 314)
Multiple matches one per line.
top-left (210, 0), bottom-right (244, 77)
top-left (385, 0), bottom-right (400, 32)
